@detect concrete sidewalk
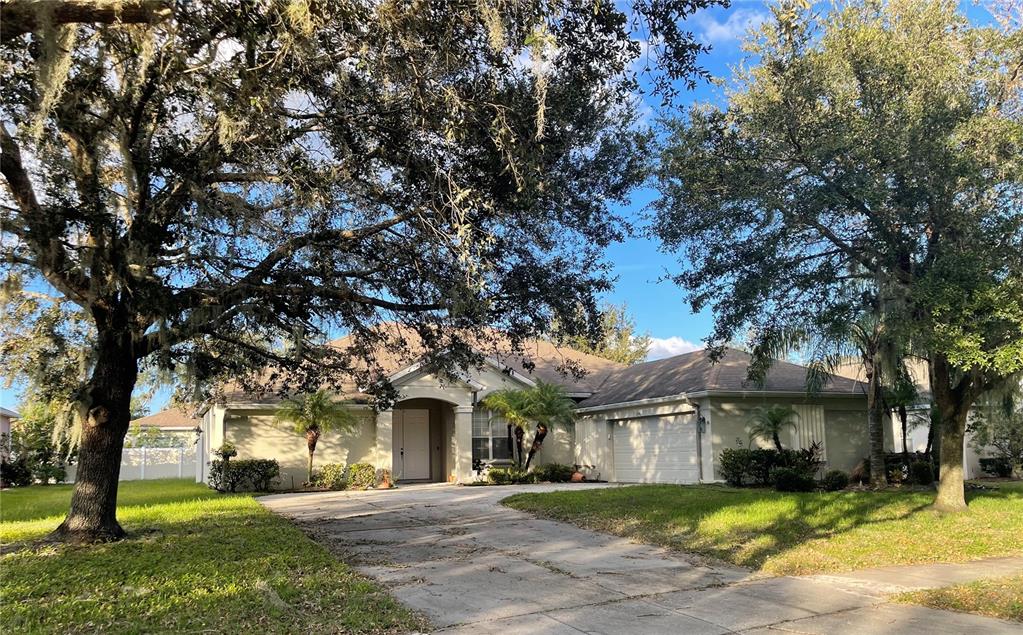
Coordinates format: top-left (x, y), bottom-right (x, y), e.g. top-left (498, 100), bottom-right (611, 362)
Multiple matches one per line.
top-left (261, 483), bottom-right (1022, 634)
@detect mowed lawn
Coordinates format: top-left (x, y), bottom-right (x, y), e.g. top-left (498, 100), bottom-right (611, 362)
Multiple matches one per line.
top-left (504, 481), bottom-right (1023, 576)
top-left (0, 479), bottom-right (423, 634)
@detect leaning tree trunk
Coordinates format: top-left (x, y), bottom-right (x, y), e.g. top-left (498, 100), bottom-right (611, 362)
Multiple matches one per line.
top-left (306, 428), bottom-right (321, 483)
top-left (864, 356), bottom-right (887, 488)
top-left (523, 424), bottom-right (548, 470)
top-left (50, 331), bottom-right (138, 543)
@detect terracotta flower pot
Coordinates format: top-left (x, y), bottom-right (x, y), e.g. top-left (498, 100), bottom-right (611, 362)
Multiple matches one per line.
top-left (571, 471), bottom-right (585, 482)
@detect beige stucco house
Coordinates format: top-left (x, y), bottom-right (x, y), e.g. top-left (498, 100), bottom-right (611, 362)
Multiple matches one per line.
top-left (199, 334), bottom-right (871, 489)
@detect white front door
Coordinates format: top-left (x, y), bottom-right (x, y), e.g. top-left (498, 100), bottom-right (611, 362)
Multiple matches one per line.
top-left (612, 415), bottom-right (699, 484)
top-left (392, 409), bottom-right (431, 480)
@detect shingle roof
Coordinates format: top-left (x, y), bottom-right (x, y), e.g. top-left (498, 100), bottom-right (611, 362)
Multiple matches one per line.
top-left (221, 324), bottom-right (625, 404)
top-left (577, 348), bottom-right (866, 408)
top-left (132, 407), bottom-right (200, 429)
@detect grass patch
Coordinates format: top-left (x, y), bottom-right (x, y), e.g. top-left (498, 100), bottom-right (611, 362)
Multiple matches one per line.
top-left (1, 479), bottom-right (423, 634)
top-left (895, 575), bottom-right (1023, 622)
top-left (503, 481), bottom-right (1023, 576)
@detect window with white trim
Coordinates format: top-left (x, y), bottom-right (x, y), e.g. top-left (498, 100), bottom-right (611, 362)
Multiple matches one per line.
top-left (472, 407), bottom-right (513, 462)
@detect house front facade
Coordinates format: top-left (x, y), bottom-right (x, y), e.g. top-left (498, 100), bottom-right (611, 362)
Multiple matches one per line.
top-left (199, 335), bottom-right (871, 489)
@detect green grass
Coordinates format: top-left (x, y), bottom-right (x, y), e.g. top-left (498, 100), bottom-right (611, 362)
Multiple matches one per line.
top-left (504, 481), bottom-right (1023, 576)
top-left (896, 575), bottom-right (1023, 622)
top-left (1, 479), bottom-right (423, 634)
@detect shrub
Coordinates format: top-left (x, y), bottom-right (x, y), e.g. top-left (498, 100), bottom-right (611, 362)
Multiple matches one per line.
top-left (209, 458), bottom-right (280, 492)
top-left (316, 463), bottom-right (347, 490)
top-left (771, 466), bottom-right (817, 492)
top-left (214, 442), bottom-right (238, 460)
top-left (532, 463), bottom-right (575, 483)
top-left (908, 460), bottom-right (934, 485)
top-left (486, 466), bottom-right (534, 484)
top-left (0, 458), bottom-right (33, 488)
top-left (821, 469), bottom-right (849, 491)
top-left (375, 468), bottom-right (393, 488)
top-left (346, 463), bottom-right (376, 489)
top-left (31, 463), bottom-right (67, 485)
top-left (979, 457), bottom-right (1013, 478)
top-left (719, 448), bottom-right (752, 486)
top-left (748, 448), bottom-right (781, 485)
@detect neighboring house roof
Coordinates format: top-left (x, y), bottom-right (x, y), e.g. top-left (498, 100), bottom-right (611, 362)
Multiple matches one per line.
top-left (221, 323), bottom-right (625, 405)
top-left (132, 407), bottom-right (200, 430)
top-left (577, 348), bottom-right (866, 408)
top-left (0, 407), bottom-right (19, 419)
top-left (833, 356), bottom-right (932, 400)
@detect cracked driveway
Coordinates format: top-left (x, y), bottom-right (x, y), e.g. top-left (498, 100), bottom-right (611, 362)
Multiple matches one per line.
top-left (261, 483), bottom-right (1022, 634)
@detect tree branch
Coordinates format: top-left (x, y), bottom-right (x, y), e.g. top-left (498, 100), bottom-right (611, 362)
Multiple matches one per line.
top-left (1, 0), bottom-right (173, 45)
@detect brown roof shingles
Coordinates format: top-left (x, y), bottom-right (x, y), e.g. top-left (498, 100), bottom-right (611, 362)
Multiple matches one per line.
top-left (132, 407), bottom-right (199, 429)
top-left (576, 348), bottom-right (866, 408)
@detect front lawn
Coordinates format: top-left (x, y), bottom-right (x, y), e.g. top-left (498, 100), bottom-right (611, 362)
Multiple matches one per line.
top-left (896, 575), bottom-right (1023, 623)
top-left (503, 482), bottom-right (1023, 576)
top-left (0, 479), bottom-right (423, 634)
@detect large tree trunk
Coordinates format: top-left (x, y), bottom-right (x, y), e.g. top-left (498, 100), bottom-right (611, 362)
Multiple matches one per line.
top-left (864, 356), bottom-right (887, 487)
top-left (523, 424), bottom-right (548, 470)
top-left (930, 353), bottom-right (980, 513)
top-left (899, 405), bottom-right (909, 460)
top-left (50, 330), bottom-right (137, 543)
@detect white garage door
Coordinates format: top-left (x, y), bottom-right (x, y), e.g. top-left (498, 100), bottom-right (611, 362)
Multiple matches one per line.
top-left (612, 415), bottom-right (699, 484)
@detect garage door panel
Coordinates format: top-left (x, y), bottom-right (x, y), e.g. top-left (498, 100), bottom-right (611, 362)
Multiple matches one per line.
top-left (613, 416), bottom-right (699, 484)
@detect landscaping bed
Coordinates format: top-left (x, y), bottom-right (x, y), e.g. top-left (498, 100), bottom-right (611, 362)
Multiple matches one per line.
top-left (0, 479), bottom-right (424, 633)
top-left (503, 482), bottom-right (1023, 576)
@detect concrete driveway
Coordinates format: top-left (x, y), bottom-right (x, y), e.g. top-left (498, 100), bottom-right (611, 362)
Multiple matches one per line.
top-left (261, 483), bottom-right (1022, 634)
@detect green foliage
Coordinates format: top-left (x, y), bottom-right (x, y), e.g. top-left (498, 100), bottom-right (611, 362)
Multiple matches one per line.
top-left (315, 463), bottom-right (348, 490)
top-left (487, 467), bottom-right (535, 485)
top-left (748, 405), bottom-right (797, 452)
top-left (719, 448), bottom-right (752, 487)
top-left (208, 458), bottom-right (280, 492)
top-left (979, 458), bottom-right (1013, 479)
top-left (771, 467), bottom-right (817, 492)
top-left (910, 460), bottom-right (936, 485)
top-left (821, 470), bottom-right (850, 492)
top-left (531, 463), bottom-right (575, 483)
top-left (969, 394), bottom-right (1023, 471)
top-left (214, 442), bottom-right (237, 460)
top-left (555, 303), bottom-right (652, 365)
top-left (4, 400), bottom-right (73, 485)
top-left (274, 391), bottom-right (360, 439)
top-left (0, 457), bottom-right (32, 488)
top-left (345, 463), bottom-right (376, 490)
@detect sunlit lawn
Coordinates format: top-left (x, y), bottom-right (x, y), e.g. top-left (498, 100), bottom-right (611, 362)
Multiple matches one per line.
top-left (504, 481), bottom-right (1023, 576)
top-left (0, 479), bottom-right (423, 634)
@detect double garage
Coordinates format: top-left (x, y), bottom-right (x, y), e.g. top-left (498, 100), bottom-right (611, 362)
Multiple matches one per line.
top-left (609, 413), bottom-right (702, 485)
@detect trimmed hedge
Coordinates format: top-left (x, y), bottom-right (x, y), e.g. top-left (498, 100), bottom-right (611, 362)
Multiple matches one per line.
top-left (771, 466), bottom-right (816, 492)
top-left (487, 467), bottom-right (534, 485)
top-left (821, 469), bottom-right (849, 491)
top-left (346, 463), bottom-right (376, 489)
top-left (532, 463), bottom-right (575, 483)
top-left (719, 443), bottom-right (824, 487)
top-left (316, 463), bottom-right (347, 490)
top-left (980, 457), bottom-right (1013, 478)
top-left (209, 458), bottom-right (280, 492)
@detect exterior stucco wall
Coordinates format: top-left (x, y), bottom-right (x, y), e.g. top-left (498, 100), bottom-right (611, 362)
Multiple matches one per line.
top-left (224, 409), bottom-right (376, 490)
top-left (706, 395), bottom-right (869, 479)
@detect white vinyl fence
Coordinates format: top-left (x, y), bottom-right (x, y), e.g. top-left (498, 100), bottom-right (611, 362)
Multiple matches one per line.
top-left (65, 446), bottom-right (198, 482)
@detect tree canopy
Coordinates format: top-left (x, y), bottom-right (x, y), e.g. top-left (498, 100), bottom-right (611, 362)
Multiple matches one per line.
top-left (655, 0), bottom-right (1023, 509)
top-left (555, 303), bottom-right (652, 365)
top-left (0, 0), bottom-right (718, 541)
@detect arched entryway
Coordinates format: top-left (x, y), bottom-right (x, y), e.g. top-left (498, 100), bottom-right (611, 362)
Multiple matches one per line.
top-left (391, 398), bottom-right (456, 482)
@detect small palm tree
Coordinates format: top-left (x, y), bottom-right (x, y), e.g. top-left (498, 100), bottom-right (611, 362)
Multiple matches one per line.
top-left (749, 405), bottom-right (798, 452)
top-left (274, 390), bottom-right (359, 483)
top-left (480, 388), bottom-right (531, 467)
top-left (521, 380), bottom-right (576, 470)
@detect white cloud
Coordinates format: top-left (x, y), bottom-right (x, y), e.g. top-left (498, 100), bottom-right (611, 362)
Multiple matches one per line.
top-left (646, 336), bottom-right (702, 361)
top-left (692, 8), bottom-right (769, 46)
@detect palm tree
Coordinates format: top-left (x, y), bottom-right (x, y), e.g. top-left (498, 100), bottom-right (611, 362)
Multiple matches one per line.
top-left (480, 388), bottom-right (531, 467)
top-left (274, 390), bottom-right (360, 483)
top-left (522, 380), bottom-right (576, 470)
top-left (749, 405), bottom-right (798, 452)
